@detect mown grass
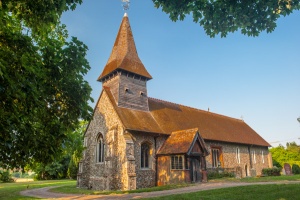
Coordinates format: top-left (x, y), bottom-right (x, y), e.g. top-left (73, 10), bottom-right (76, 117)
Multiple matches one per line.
top-left (0, 179), bottom-right (75, 200)
top-left (51, 182), bottom-right (192, 195)
top-left (1, 175), bottom-right (300, 199)
top-left (143, 183), bottom-right (300, 200)
top-left (209, 174), bottom-right (300, 183)
top-left (52, 174), bottom-right (300, 195)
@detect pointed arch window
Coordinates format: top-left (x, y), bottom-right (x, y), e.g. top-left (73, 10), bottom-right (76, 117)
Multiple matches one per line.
top-left (96, 133), bottom-right (105, 163)
top-left (236, 147), bottom-right (240, 164)
top-left (252, 150), bottom-right (256, 164)
top-left (261, 151), bottom-right (265, 164)
top-left (141, 143), bottom-right (150, 168)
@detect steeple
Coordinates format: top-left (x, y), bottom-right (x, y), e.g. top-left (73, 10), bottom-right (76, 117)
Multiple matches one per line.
top-left (99, 14), bottom-right (151, 111)
top-left (97, 14), bottom-right (152, 82)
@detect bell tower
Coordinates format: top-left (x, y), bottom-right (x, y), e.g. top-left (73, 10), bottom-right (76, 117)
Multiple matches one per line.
top-left (97, 14), bottom-right (152, 111)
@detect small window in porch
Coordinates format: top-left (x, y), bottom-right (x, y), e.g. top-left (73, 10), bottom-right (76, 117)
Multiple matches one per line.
top-left (171, 155), bottom-right (184, 170)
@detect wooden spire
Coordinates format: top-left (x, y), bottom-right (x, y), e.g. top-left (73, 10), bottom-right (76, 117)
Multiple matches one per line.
top-left (98, 14), bottom-right (152, 82)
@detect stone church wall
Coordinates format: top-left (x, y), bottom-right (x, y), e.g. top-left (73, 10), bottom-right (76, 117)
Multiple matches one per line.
top-left (78, 91), bottom-right (128, 190)
top-left (130, 132), bottom-right (168, 189)
top-left (205, 141), bottom-right (270, 177)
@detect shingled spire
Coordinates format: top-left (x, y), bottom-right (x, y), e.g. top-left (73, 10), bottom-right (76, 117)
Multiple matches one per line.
top-left (97, 14), bottom-right (152, 82)
top-left (99, 14), bottom-right (151, 111)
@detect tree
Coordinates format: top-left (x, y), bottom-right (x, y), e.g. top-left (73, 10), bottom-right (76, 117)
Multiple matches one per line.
top-left (66, 121), bottom-right (87, 179)
top-left (0, 1), bottom-right (93, 169)
top-left (270, 142), bottom-right (300, 167)
top-left (28, 121), bottom-right (86, 180)
top-left (152, 0), bottom-right (300, 37)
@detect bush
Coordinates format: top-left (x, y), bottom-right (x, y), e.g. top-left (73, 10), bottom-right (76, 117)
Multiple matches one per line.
top-left (262, 167), bottom-right (281, 176)
top-left (67, 158), bottom-right (78, 179)
top-left (11, 172), bottom-right (21, 178)
top-left (273, 160), bottom-right (282, 169)
top-left (0, 171), bottom-right (14, 182)
top-left (208, 169), bottom-right (235, 179)
top-left (292, 164), bottom-right (300, 174)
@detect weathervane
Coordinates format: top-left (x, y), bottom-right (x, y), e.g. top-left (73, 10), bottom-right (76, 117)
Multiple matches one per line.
top-left (121, 0), bottom-right (130, 11)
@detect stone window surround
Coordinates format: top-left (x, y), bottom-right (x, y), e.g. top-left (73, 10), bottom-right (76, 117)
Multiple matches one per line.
top-left (252, 150), bottom-right (256, 164)
top-left (261, 150), bottom-right (265, 163)
top-left (96, 133), bottom-right (105, 163)
top-left (236, 147), bottom-right (241, 164)
top-left (211, 145), bottom-right (222, 168)
top-left (78, 162), bottom-right (83, 173)
top-left (141, 141), bottom-right (152, 169)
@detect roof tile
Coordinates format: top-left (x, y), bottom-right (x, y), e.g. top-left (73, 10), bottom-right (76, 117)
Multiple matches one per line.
top-left (158, 128), bottom-right (199, 155)
top-left (103, 87), bottom-right (270, 147)
top-left (98, 15), bottom-right (152, 81)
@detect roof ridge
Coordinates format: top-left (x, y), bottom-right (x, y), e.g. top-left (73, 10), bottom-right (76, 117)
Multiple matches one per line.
top-left (148, 97), bottom-right (244, 123)
top-left (171, 128), bottom-right (199, 134)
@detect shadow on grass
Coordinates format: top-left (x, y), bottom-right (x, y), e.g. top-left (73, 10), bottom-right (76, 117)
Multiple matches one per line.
top-left (51, 183), bottom-right (192, 195)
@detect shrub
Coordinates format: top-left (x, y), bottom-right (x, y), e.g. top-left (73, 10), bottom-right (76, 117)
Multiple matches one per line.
top-left (11, 172), bottom-right (21, 178)
top-left (67, 158), bottom-right (78, 179)
top-left (262, 167), bottom-right (281, 176)
top-left (273, 160), bottom-right (282, 169)
top-left (208, 169), bottom-right (235, 179)
top-left (0, 171), bottom-right (14, 182)
top-left (292, 164), bottom-right (300, 174)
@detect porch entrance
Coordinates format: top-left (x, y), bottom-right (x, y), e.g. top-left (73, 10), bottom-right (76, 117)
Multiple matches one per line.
top-left (191, 157), bottom-right (201, 182)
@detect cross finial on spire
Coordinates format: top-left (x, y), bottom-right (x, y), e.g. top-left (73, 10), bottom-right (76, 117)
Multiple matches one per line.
top-left (121, 0), bottom-right (130, 12)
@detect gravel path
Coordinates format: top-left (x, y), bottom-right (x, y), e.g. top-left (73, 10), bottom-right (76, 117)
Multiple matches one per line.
top-left (20, 181), bottom-right (300, 200)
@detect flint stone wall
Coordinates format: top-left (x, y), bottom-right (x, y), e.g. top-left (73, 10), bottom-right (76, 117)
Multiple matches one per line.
top-left (205, 141), bottom-right (270, 177)
top-left (78, 91), bottom-right (128, 190)
top-left (129, 132), bottom-right (167, 189)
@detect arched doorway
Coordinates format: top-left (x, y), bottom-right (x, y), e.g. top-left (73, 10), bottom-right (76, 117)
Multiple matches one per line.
top-left (245, 164), bottom-right (248, 177)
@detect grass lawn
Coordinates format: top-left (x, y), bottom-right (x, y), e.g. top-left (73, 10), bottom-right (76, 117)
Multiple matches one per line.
top-left (208, 174), bottom-right (300, 183)
top-left (143, 183), bottom-right (300, 200)
top-left (1, 175), bottom-right (300, 199)
top-left (0, 179), bottom-right (75, 200)
top-left (51, 182), bottom-right (192, 195)
top-left (51, 175), bottom-right (300, 195)
top-left (207, 174), bottom-right (300, 183)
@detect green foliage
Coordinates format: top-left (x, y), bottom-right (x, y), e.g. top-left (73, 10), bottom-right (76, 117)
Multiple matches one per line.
top-left (66, 121), bottom-right (87, 179)
top-left (272, 160), bottom-right (282, 169)
top-left (208, 170), bottom-right (235, 179)
top-left (11, 172), bottom-right (35, 178)
top-left (30, 121), bottom-right (86, 180)
top-left (0, 1), bottom-right (93, 169)
top-left (0, 170), bottom-right (14, 183)
top-left (270, 142), bottom-right (300, 169)
top-left (292, 164), bottom-right (300, 174)
top-left (67, 159), bottom-right (78, 180)
top-left (0, 0), bottom-right (83, 38)
top-left (262, 167), bottom-right (281, 176)
top-left (152, 0), bottom-right (300, 37)
top-left (33, 159), bottom-right (69, 180)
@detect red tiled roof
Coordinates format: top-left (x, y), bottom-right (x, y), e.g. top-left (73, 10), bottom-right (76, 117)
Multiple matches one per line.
top-left (103, 87), bottom-right (271, 147)
top-left (157, 128), bottom-right (199, 155)
top-left (103, 87), bottom-right (165, 134)
top-left (97, 15), bottom-right (152, 81)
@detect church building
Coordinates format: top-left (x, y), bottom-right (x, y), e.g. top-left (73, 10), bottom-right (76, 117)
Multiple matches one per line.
top-left (77, 13), bottom-right (272, 191)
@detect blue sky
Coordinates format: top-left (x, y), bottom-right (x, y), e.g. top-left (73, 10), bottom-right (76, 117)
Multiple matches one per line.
top-left (61, 0), bottom-right (300, 147)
